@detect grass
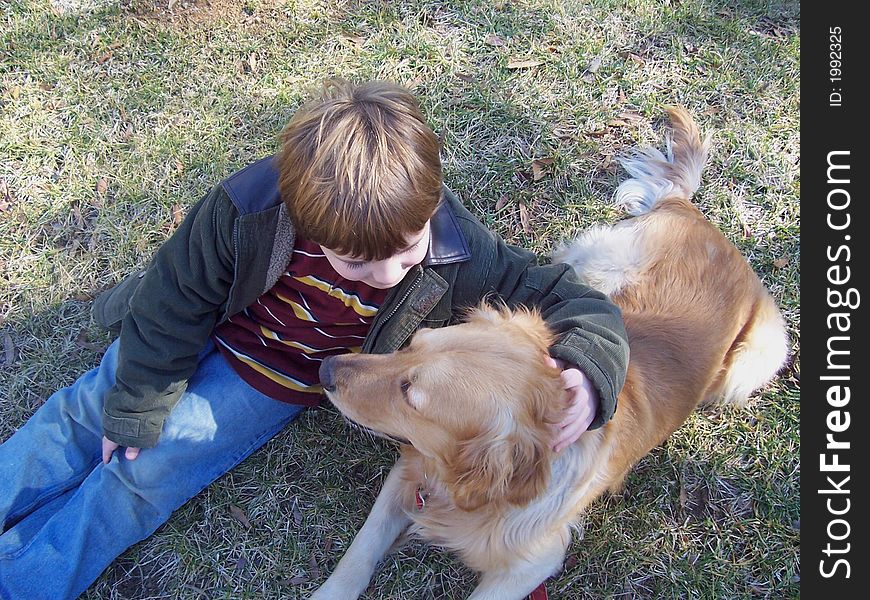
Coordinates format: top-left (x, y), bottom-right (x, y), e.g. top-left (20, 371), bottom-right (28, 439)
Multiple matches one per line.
top-left (1, 0), bottom-right (800, 598)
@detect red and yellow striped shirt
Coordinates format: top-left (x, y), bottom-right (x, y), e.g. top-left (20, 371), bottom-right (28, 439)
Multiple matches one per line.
top-left (212, 237), bottom-right (389, 405)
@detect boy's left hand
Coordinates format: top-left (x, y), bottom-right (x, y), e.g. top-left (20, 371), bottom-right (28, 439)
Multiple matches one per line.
top-left (545, 356), bottom-right (599, 452)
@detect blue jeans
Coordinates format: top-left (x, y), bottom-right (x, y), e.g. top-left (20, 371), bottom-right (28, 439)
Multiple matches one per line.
top-left (0, 339), bottom-right (304, 600)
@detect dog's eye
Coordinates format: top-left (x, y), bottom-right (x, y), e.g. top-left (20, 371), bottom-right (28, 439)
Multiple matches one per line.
top-left (400, 380), bottom-right (412, 396)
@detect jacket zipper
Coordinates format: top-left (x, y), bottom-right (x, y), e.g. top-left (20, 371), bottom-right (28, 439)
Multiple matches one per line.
top-left (363, 268), bottom-right (424, 353)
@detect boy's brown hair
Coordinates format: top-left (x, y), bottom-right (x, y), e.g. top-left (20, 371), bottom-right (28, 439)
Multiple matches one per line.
top-left (277, 79), bottom-right (443, 260)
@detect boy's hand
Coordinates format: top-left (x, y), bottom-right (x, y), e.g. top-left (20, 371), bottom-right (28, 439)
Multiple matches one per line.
top-left (545, 357), bottom-right (599, 453)
top-left (102, 436), bottom-right (141, 464)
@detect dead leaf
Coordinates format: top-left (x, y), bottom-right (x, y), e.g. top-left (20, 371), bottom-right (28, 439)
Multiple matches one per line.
top-left (174, 159), bottom-right (184, 174)
top-left (617, 111), bottom-right (646, 123)
top-left (75, 329), bottom-right (105, 352)
top-left (292, 498), bottom-right (303, 527)
top-left (171, 204), bottom-right (185, 227)
top-left (628, 53), bottom-right (645, 65)
top-left (0, 179), bottom-right (10, 212)
top-left (518, 203), bottom-right (531, 234)
top-left (281, 576), bottom-right (310, 585)
top-left (95, 51), bottom-right (113, 64)
top-left (773, 257), bottom-right (789, 269)
top-left (248, 53), bottom-right (258, 73)
top-left (485, 34), bottom-right (507, 47)
top-left (3, 333), bottom-right (14, 367)
top-left (72, 204), bottom-right (84, 229)
top-left (531, 157), bottom-right (554, 181)
top-left (234, 555), bottom-right (248, 571)
top-left (456, 72), bottom-right (475, 82)
top-left (586, 56), bottom-right (602, 73)
top-left (10, 86), bottom-right (21, 100)
top-left (96, 177), bottom-right (108, 196)
top-left (507, 59), bottom-right (543, 69)
top-left (229, 504), bottom-right (252, 529)
top-left (308, 554), bottom-right (321, 580)
top-left (341, 33), bottom-right (366, 47)
top-left (495, 193), bottom-right (509, 211)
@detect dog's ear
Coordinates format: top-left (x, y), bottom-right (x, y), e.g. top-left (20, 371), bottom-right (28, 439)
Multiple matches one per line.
top-left (447, 432), bottom-right (512, 511)
top-left (446, 426), bottom-right (552, 511)
top-left (504, 428), bottom-right (552, 506)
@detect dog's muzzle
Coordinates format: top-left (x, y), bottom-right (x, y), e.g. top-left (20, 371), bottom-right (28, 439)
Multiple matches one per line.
top-left (319, 355), bottom-right (338, 393)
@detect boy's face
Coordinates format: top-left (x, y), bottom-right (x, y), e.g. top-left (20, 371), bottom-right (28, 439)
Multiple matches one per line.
top-left (321, 221), bottom-right (431, 289)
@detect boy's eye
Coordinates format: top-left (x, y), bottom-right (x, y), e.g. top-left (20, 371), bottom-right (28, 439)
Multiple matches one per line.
top-left (343, 261), bottom-right (366, 270)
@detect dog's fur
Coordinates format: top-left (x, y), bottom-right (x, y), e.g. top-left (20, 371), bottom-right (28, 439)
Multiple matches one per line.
top-left (310, 108), bottom-right (789, 600)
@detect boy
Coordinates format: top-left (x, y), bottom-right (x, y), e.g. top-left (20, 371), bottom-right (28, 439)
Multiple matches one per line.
top-left (0, 80), bottom-right (628, 599)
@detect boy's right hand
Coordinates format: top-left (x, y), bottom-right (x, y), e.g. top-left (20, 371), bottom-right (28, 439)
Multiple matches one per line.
top-left (101, 436), bottom-right (141, 464)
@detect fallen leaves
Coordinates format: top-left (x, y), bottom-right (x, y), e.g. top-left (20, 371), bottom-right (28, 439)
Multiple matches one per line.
top-left (2, 333), bottom-right (14, 368)
top-left (531, 157), bottom-right (554, 181)
top-left (229, 504), bottom-right (253, 529)
top-left (95, 41), bottom-right (122, 65)
top-left (608, 111), bottom-right (647, 128)
top-left (75, 329), bottom-right (107, 353)
top-left (340, 33), bottom-right (366, 47)
top-left (518, 202), bottom-right (531, 234)
top-left (506, 58), bottom-right (543, 70)
top-left (484, 34), bottom-right (507, 47)
top-left (171, 204), bottom-right (185, 227)
top-left (0, 179), bottom-right (12, 212)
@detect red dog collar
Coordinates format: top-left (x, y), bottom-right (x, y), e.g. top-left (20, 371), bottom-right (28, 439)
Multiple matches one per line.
top-left (415, 486), bottom-right (429, 511)
top-left (527, 582), bottom-right (548, 599)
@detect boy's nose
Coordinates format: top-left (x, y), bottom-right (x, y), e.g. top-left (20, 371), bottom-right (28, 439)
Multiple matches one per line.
top-left (371, 258), bottom-right (404, 286)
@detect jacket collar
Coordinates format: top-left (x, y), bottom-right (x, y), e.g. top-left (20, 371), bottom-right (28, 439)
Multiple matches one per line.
top-left (423, 188), bottom-right (472, 267)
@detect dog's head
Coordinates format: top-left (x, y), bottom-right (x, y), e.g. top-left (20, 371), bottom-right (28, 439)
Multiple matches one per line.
top-left (319, 303), bottom-right (567, 511)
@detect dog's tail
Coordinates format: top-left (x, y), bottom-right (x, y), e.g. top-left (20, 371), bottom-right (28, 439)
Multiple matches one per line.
top-left (614, 106), bottom-right (711, 215)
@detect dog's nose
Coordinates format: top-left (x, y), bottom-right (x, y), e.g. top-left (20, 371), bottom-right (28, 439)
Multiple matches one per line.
top-left (319, 356), bottom-right (337, 392)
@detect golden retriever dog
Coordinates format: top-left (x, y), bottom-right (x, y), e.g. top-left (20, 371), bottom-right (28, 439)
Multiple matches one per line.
top-left (309, 107), bottom-right (789, 600)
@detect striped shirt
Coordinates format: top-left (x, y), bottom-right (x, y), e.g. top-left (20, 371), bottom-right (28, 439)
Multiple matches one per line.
top-left (212, 237), bottom-right (389, 405)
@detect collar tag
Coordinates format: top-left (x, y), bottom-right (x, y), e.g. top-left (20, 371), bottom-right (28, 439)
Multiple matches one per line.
top-left (415, 486), bottom-right (429, 511)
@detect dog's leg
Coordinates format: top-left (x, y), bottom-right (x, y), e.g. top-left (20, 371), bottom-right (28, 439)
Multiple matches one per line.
top-left (467, 531), bottom-right (569, 600)
top-left (309, 461), bottom-right (412, 600)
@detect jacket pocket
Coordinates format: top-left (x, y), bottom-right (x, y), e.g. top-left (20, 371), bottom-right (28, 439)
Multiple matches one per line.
top-left (91, 269), bottom-right (147, 333)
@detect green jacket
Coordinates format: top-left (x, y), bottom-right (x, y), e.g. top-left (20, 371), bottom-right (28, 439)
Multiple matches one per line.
top-left (92, 157), bottom-right (629, 449)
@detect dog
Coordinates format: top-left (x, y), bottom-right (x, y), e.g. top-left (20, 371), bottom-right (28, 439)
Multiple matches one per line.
top-left (309, 107), bottom-right (789, 600)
